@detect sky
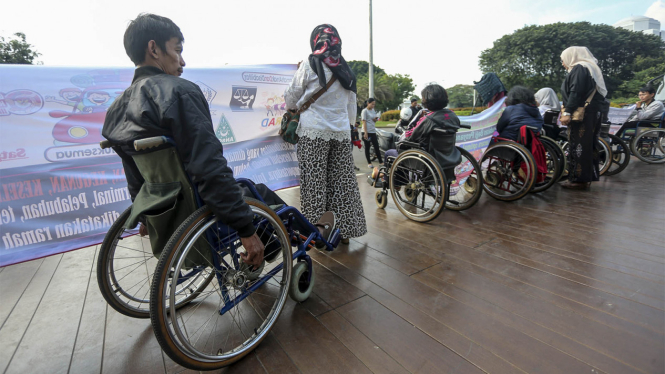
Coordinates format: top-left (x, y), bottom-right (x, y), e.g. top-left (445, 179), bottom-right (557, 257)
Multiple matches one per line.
top-left (1, 0), bottom-right (663, 94)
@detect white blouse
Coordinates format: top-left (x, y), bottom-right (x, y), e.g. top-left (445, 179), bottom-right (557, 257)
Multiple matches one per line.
top-left (284, 60), bottom-right (357, 142)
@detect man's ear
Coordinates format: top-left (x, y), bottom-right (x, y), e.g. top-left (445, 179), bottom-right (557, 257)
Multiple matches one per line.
top-left (147, 40), bottom-right (159, 60)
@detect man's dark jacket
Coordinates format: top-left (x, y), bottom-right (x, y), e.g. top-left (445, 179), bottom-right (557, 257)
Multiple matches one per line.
top-left (102, 66), bottom-right (255, 237)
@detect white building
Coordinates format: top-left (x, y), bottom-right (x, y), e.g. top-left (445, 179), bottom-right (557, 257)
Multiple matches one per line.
top-left (614, 16), bottom-right (665, 41)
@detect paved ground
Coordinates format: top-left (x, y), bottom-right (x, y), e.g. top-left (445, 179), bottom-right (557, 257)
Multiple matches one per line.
top-left (1, 157), bottom-right (663, 374)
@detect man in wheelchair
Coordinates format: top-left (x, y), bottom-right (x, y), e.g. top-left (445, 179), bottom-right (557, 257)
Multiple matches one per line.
top-left (371, 84), bottom-right (461, 186)
top-left (102, 14), bottom-right (334, 269)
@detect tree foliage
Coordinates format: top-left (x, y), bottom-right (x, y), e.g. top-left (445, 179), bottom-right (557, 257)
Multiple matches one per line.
top-left (0, 33), bottom-right (41, 64)
top-left (348, 60), bottom-right (415, 111)
top-left (479, 22), bottom-right (665, 98)
top-left (446, 84), bottom-right (475, 108)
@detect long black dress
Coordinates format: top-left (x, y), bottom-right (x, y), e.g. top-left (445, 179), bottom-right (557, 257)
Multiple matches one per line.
top-left (561, 65), bottom-right (606, 183)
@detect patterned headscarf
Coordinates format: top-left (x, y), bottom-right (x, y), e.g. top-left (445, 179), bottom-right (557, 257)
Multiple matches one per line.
top-left (308, 24), bottom-right (356, 93)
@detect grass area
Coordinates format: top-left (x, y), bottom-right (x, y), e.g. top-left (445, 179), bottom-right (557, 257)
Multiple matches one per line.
top-left (376, 121), bottom-right (395, 128)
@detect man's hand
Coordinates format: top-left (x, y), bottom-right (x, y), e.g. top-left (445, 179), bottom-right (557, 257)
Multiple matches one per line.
top-left (363, 132), bottom-right (368, 140)
top-left (636, 101), bottom-right (642, 108)
top-left (240, 233), bottom-right (265, 268)
top-left (297, 60), bottom-right (303, 69)
top-left (560, 114), bottom-right (571, 126)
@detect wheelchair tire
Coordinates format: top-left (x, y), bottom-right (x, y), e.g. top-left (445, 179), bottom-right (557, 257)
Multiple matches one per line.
top-left (289, 261), bottom-right (315, 302)
top-left (604, 134), bottom-right (630, 176)
top-left (389, 149), bottom-right (448, 222)
top-left (531, 139), bottom-right (561, 193)
top-left (375, 190), bottom-right (388, 209)
top-left (96, 206), bottom-right (214, 319)
top-left (540, 136), bottom-right (567, 182)
top-left (445, 147), bottom-right (483, 211)
top-left (630, 129), bottom-right (665, 164)
top-left (481, 141), bottom-right (537, 201)
top-left (150, 197), bottom-right (292, 371)
top-left (597, 137), bottom-right (613, 175)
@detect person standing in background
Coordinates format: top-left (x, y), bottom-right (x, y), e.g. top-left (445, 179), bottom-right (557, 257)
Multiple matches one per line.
top-left (362, 98), bottom-right (382, 168)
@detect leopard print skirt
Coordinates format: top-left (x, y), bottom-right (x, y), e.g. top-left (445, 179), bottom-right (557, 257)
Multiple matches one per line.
top-left (297, 136), bottom-right (367, 238)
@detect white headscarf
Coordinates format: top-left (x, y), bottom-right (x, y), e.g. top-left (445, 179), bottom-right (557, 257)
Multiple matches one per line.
top-left (535, 88), bottom-right (561, 111)
top-left (560, 46), bottom-right (607, 97)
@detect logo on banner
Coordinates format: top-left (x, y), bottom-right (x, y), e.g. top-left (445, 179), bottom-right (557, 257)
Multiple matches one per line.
top-left (242, 72), bottom-right (293, 85)
top-left (195, 81), bottom-right (217, 104)
top-left (0, 148), bottom-right (28, 162)
top-left (215, 114), bottom-right (236, 144)
top-left (229, 86), bottom-right (257, 111)
top-left (0, 90), bottom-right (44, 116)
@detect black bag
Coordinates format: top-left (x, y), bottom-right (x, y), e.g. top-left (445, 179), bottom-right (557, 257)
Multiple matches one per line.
top-left (279, 76), bottom-right (337, 144)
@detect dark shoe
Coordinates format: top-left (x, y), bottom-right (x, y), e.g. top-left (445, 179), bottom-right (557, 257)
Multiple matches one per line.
top-left (561, 181), bottom-right (590, 190)
top-left (340, 237), bottom-right (350, 245)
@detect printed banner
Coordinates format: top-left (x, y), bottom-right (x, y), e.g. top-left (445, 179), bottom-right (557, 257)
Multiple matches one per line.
top-left (608, 105), bottom-right (636, 135)
top-left (0, 64), bottom-right (298, 266)
top-left (449, 98), bottom-right (505, 196)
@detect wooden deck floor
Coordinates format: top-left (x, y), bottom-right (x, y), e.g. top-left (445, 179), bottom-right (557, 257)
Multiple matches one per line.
top-left (1, 160), bottom-right (664, 374)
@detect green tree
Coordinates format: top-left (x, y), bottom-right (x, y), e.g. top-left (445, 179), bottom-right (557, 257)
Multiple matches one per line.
top-left (0, 33), bottom-right (41, 64)
top-left (446, 84), bottom-right (475, 108)
top-left (479, 22), bottom-right (665, 98)
top-left (348, 60), bottom-right (415, 111)
top-left (615, 54), bottom-right (665, 99)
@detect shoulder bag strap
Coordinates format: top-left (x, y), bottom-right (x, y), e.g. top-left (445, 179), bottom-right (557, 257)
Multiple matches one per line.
top-left (297, 76), bottom-right (338, 114)
top-left (583, 88), bottom-right (597, 107)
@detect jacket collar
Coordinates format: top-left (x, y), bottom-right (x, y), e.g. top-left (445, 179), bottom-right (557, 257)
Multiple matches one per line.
top-left (132, 66), bottom-right (166, 84)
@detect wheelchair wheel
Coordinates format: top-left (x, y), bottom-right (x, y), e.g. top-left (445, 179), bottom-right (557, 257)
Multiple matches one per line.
top-left (97, 206), bottom-right (214, 319)
top-left (481, 142), bottom-right (537, 201)
top-left (605, 134), bottom-right (630, 176)
top-left (531, 139), bottom-right (561, 193)
top-left (375, 190), bottom-right (388, 209)
top-left (540, 136), bottom-right (567, 182)
top-left (289, 261), bottom-right (316, 302)
top-left (631, 129), bottom-right (665, 164)
top-left (389, 149), bottom-right (448, 222)
top-left (150, 197), bottom-right (292, 370)
top-left (597, 137), bottom-right (613, 175)
top-left (446, 147), bottom-right (483, 211)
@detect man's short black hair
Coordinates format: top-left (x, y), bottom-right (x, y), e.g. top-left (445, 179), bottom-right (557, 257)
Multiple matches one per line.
top-left (421, 84), bottom-right (448, 111)
top-left (123, 13), bottom-right (184, 66)
top-left (639, 85), bottom-right (656, 95)
top-left (411, 98), bottom-right (418, 103)
top-left (506, 85), bottom-right (537, 106)
top-left (367, 98), bottom-right (376, 104)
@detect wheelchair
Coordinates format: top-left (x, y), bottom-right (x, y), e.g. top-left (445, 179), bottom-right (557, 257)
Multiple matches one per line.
top-left (96, 136), bottom-right (340, 370)
top-left (371, 123), bottom-right (483, 222)
top-left (615, 111), bottom-right (665, 164)
top-left (541, 110), bottom-right (614, 177)
top-left (480, 126), bottom-right (562, 202)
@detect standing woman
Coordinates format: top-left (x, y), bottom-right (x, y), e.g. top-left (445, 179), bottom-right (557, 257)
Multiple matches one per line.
top-left (284, 24), bottom-right (366, 243)
top-left (559, 46), bottom-right (607, 190)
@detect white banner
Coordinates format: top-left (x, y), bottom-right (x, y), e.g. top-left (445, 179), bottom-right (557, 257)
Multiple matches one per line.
top-left (0, 64), bottom-right (298, 266)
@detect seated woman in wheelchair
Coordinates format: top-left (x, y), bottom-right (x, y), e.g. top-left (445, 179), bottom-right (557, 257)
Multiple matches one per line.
top-left (371, 83), bottom-right (461, 185)
top-left (495, 86), bottom-right (544, 142)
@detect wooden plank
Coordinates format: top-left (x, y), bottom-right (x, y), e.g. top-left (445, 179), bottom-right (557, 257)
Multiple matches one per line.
top-left (69, 245), bottom-right (107, 374)
top-left (0, 255), bottom-right (61, 374)
top-left (310, 261), bottom-right (365, 310)
top-left (101, 309), bottom-right (165, 374)
top-left (311, 253), bottom-right (524, 374)
top-left (310, 250), bottom-right (601, 373)
top-left (269, 299), bottom-right (373, 374)
top-left (5, 248), bottom-right (94, 374)
top-left (0, 259), bottom-right (42, 328)
top-left (415, 264), bottom-right (659, 373)
top-left (364, 215), bottom-right (665, 335)
top-left (252, 333), bottom-right (301, 374)
top-left (335, 296), bottom-right (483, 374)
top-left (317, 310), bottom-right (410, 374)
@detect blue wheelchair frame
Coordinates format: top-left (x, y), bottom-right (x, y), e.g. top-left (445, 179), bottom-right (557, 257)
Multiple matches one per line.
top-left (127, 136), bottom-right (340, 317)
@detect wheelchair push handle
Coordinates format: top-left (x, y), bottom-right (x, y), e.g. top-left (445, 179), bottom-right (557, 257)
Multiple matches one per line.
top-left (459, 123), bottom-right (471, 129)
top-left (134, 136), bottom-right (175, 152)
top-left (100, 140), bottom-right (113, 149)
